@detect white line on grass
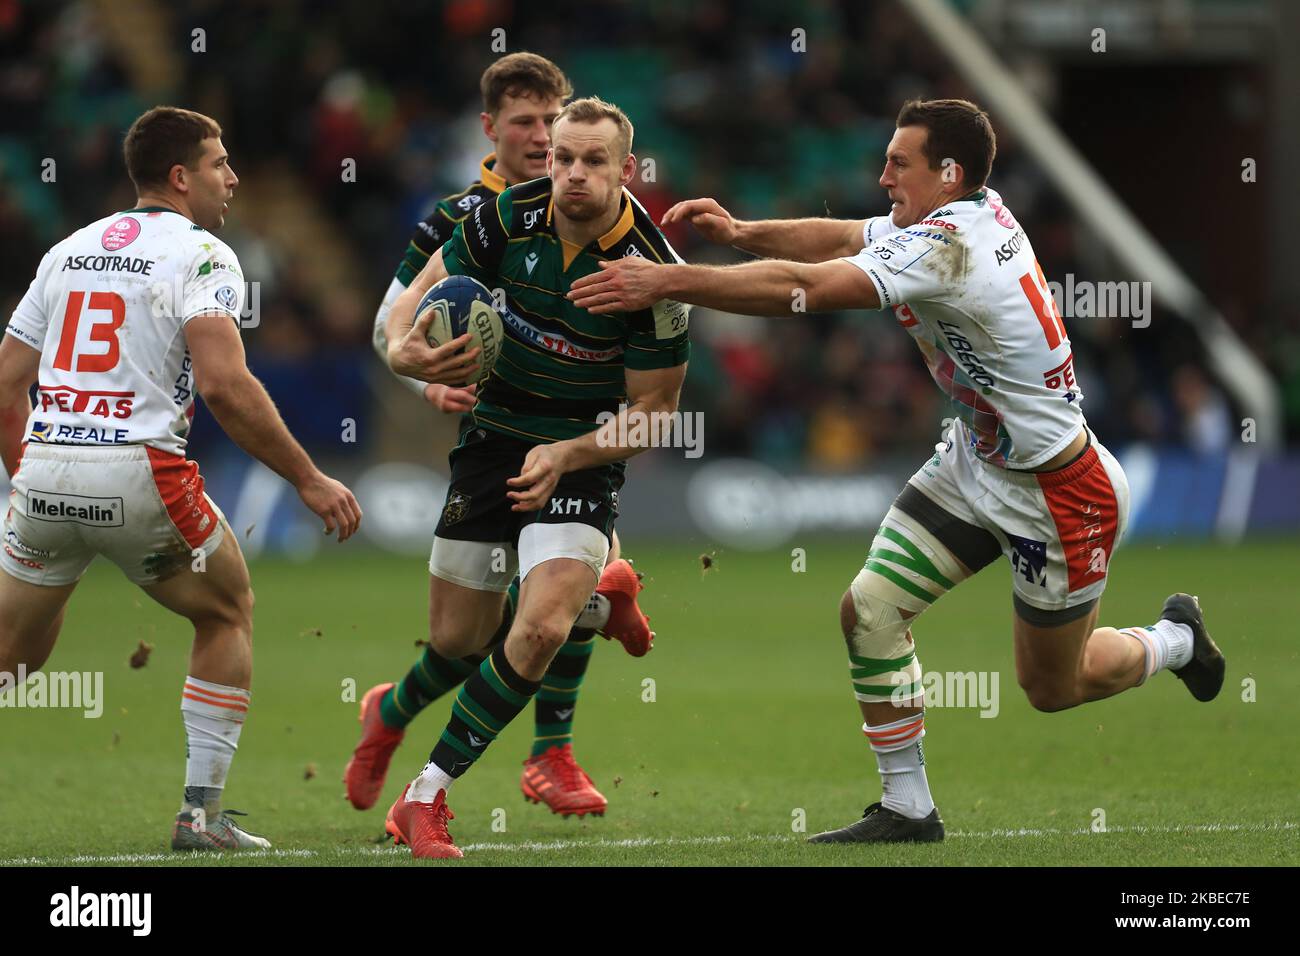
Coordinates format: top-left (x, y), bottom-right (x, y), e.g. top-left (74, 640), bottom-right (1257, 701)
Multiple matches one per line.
top-left (2, 821), bottom-right (1294, 865)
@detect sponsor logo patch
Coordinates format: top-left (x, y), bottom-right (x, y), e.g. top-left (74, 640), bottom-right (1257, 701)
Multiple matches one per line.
top-left (28, 491), bottom-right (125, 527)
top-left (5, 530), bottom-right (52, 559)
top-left (499, 307), bottom-right (624, 362)
top-left (37, 384), bottom-right (134, 420)
top-left (62, 254), bottom-right (153, 275)
top-left (214, 285), bottom-right (238, 311)
top-left (986, 190), bottom-right (1018, 230)
top-left (994, 228), bottom-right (1027, 266)
top-left (865, 234), bottom-right (933, 275)
top-left (101, 217), bottom-right (140, 251)
top-left (1006, 533), bottom-right (1048, 587)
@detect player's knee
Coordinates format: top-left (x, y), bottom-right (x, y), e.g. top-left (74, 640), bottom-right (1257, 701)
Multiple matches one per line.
top-left (843, 571), bottom-right (925, 700)
top-left (194, 582), bottom-right (252, 640)
top-left (426, 597), bottom-right (492, 659)
top-left (1024, 690), bottom-right (1076, 713)
top-left (511, 615), bottom-right (570, 653)
top-left (839, 590), bottom-right (857, 641)
top-left (1018, 675), bottom-right (1079, 713)
top-left (843, 573), bottom-right (921, 649)
top-left (606, 530), bottom-right (621, 566)
top-left (427, 627), bottom-right (481, 660)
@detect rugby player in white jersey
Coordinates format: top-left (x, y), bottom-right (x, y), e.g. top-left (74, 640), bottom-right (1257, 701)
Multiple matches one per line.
top-left (0, 106), bottom-right (387, 851)
top-left (570, 98), bottom-right (1224, 843)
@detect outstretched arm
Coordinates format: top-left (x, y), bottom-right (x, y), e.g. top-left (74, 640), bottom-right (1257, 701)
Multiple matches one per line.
top-left (662, 197), bottom-right (868, 263)
top-left (568, 255), bottom-right (880, 317)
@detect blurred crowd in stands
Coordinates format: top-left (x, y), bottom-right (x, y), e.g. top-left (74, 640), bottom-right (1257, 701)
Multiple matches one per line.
top-left (2, 0), bottom-right (1286, 470)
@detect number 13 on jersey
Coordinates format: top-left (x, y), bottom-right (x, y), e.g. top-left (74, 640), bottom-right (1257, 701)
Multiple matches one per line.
top-left (53, 290), bottom-right (125, 373)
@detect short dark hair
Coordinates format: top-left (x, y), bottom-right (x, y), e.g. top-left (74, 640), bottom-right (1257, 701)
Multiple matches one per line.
top-left (123, 106), bottom-right (222, 192)
top-left (896, 98), bottom-right (996, 191)
top-left (480, 52), bottom-right (573, 116)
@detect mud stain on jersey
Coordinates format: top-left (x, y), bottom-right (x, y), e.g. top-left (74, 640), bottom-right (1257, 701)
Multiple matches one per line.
top-left (143, 543), bottom-right (192, 582)
top-left (926, 232), bottom-right (972, 288)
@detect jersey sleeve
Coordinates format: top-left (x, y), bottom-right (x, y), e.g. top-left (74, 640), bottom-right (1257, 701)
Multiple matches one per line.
top-left (183, 241), bottom-right (245, 325)
top-left (861, 212), bottom-right (900, 248)
top-left (395, 205), bottom-right (459, 287)
top-left (441, 189), bottom-right (512, 287)
top-left (372, 276), bottom-right (430, 398)
top-left (841, 226), bottom-right (952, 309)
top-left (5, 250), bottom-right (54, 349)
top-left (623, 298), bottom-right (691, 370)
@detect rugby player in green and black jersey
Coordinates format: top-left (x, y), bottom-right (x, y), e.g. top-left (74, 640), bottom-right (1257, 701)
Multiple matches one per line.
top-left (349, 57), bottom-right (658, 823)
top-left (371, 95), bottom-right (688, 857)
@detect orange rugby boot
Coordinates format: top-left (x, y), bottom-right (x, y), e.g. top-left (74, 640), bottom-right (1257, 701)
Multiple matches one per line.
top-left (520, 743), bottom-right (608, 817)
top-left (343, 682), bottom-right (405, 810)
top-left (596, 558), bottom-right (654, 657)
top-left (386, 783), bottom-right (463, 859)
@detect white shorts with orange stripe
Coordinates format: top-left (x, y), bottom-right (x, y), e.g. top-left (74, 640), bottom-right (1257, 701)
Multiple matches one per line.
top-left (1, 443), bottom-right (225, 587)
top-left (909, 423), bottom-right (1130, 616)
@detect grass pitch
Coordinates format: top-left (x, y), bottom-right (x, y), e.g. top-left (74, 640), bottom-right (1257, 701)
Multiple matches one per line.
top-left (1, 537), bottom-right (1295, 866)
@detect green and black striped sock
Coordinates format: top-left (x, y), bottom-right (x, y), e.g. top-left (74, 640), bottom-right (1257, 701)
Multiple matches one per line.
top-left (379, 579), bottom-right (520, 730)
top-left (532, 627), bottom-right (596, 756)
top-left (431, 643), bottom-right (540, 778)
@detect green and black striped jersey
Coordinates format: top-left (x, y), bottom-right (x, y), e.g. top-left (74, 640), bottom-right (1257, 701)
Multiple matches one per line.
top-left (393, 154), bottom-right (508, 287)
top-left (441, 176), bottom-right (691, 443)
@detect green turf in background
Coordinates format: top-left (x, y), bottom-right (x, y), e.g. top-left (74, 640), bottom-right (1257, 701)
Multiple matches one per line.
top-left (1, 538), bottom-right (1295, 866)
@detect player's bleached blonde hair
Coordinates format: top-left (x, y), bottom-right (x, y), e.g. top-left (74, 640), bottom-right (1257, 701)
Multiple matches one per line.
top-left (553, 96), bottom-right (634, 160)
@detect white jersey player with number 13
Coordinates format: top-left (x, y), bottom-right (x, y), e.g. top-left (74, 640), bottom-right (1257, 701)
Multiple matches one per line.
top-left (570, 97), bottom-right (1226, 845)
top-left (0, 106), bottom-right (362, 852)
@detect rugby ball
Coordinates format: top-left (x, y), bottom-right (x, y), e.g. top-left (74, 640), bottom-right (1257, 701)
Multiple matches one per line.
top-left (415, 275), bottom-right (503, 386)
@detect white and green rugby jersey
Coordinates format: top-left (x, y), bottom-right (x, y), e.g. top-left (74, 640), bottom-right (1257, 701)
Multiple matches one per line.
top-left (844, 188), bottom-right (1085, 470)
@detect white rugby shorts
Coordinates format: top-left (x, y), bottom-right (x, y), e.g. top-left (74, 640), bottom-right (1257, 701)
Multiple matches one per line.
top-left (2, 443), bottom-right (226, 586)
top-left (908, 425), bottom-right (1130, 615)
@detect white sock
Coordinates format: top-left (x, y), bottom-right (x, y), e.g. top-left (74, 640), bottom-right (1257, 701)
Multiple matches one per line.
top-left (181, 676), bottom-right (249, 809)
top-left (575, 592), bottom-right (611, 631)
top-left (408, 761), bottom-right (455, 802)
top-left (1123, 620), bottom-right (1193, 681)
top-left (864, 714), bottom-right (936, 820)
